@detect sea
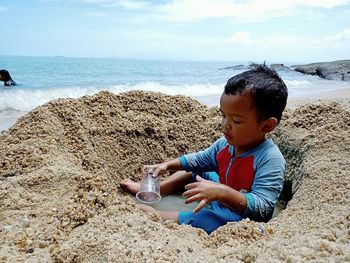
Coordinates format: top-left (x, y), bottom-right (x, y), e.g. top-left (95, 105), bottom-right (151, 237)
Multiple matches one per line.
top-left (1, 55), bottom-right (349, 130)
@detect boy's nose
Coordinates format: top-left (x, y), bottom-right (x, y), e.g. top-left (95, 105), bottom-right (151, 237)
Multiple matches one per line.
top-left (221, 117), bottom-right (230, 128)
top-left (221, 122), bottom-right (231, 133)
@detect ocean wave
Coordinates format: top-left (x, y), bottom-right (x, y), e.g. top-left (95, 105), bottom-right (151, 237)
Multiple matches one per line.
top-left (1, 79), bottom-right (348, 112)
top-left (284, 79), bottom-right (313, 87)
top-left (0, 82), bottom-right (224, 111)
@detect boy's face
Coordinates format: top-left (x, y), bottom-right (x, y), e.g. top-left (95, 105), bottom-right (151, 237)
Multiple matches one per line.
top-left (219, 92), bottom-right (267, 155)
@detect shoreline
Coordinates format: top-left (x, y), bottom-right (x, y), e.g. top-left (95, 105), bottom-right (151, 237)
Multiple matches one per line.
top-left (193, 86), bottom-right (350, 108)
top-left (286, 86), bottom-right (350, 109)
top-left (1, 87), bottom-right (349, 132)
top-left (0, 111), bottom-right (27, 132)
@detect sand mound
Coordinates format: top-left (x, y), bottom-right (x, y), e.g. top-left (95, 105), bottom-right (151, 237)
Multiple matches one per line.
top-left (1, 91), bottom-right (349, 262)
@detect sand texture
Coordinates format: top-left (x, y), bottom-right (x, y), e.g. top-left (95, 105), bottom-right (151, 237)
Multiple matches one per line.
top-left (0, 91), bottom-right (349, 262)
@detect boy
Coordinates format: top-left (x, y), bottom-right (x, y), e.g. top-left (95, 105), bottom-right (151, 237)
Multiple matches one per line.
top-left (121, 63), bottom-right (288, 234)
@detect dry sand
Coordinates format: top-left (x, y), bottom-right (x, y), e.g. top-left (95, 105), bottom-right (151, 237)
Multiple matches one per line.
top-left (0, 90), bottom-right (349, 262)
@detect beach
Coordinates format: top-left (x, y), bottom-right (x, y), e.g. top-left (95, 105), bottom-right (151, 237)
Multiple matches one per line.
top-left (1, 89), bottom-right (350, 262)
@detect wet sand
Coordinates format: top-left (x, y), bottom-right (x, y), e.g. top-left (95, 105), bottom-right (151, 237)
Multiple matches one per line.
top-left (0, 90), bottom-right (350, 262)
top-left (0, 111), bottom-right (27, 132)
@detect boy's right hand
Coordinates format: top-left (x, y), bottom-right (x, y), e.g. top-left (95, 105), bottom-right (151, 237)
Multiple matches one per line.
top-left (142, 163), bottom-right (168, 177)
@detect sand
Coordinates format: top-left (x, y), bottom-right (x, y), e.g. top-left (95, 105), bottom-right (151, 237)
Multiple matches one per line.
top-left (0, 90), bottom-right (349, 262)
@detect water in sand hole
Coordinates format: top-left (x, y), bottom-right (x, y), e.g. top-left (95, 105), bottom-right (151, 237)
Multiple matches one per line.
top-left (135, 193), bottom-right (284, 216)
top-left (135, 194), bottom-right (198, 212)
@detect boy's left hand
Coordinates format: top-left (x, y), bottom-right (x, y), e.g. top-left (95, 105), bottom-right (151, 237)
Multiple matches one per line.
top-left (182, 175), bottom-right (220, 213)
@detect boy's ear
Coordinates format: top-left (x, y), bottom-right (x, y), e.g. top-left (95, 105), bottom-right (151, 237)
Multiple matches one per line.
top-left (261, 117), bottom-right (278, 133)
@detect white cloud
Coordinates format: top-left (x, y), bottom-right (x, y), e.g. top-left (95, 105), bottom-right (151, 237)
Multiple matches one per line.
top-left (261, 35), bottom-right (298, 46)
top-left (228, 28), bottom-right (350, 50)
top-left (83, 0), bottom-right (111, 3)
top-left (155, 0), bottom-right (350, 22)
top-left (307, 28), bottom-right (350, 47)
top-left (228, 32), bottom-right (298, 47)
top-left (331, 28), bottom-right (350, 40)
top-left (82, 0), bottom-right (147, 9)
top-left (84, 11), bottom-right (107, 17)
top-left (229, 32), bottom-right (252, 45)
top-left (116, 0), bottom-right (147, 9)
top-left (299, 0), bottom-right (350, 8)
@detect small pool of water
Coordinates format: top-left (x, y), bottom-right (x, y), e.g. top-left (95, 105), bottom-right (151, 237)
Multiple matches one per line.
top-left (135, 194), bottom-right (284, 218)
top-left (135, 194), bottom-right (198, 212)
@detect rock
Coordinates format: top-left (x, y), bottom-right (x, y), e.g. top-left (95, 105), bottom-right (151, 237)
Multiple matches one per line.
top-left (23, 215), bottom-right (30, 228)
top-left (2, 225), bottom-right (13, 233)
top-left (344, 75), bottom-right (350, 81)
top-left (218, 64), bottom-right (247, 70)
top-left (2, 170), bottom-right (16, 177)
top-left (220, 63), bottom-right (294, 72)
top-left (270, 64), bottom-right (294, 72)
top-left (292, 60), bottom-right (350, 81)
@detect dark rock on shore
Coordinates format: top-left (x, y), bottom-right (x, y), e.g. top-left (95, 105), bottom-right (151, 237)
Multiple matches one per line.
top-left (218, 64), bottom-right (247, 70)
top-left (219, 63), bottom-right (293, 72)
top-left (292, 60), bottom-right (350, 81)
top-left (270, 64), bottom-right (294, 72)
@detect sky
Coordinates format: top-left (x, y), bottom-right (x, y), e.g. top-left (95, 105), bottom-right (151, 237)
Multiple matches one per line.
top-left (1, 0), bottom-right (350, 63)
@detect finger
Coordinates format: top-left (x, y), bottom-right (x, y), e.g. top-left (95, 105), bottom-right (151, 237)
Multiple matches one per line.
top-left (184, 182), bottom-right (198, 190)
top-left (142, 165), bottom-right (151, 174)
top-left (193, 198), bottom-right (208, 213)
top-left (142, 165), bottom-right (158, 176)
top-left (196, 175), bottom-right (206, 182)
top-left (120, 178), bottom-right (131, 185)
top-left (184, 193), bottom-right (203, 204)
top-left (153, 167), bottom-right (163, 177)
top-left (182, 188), bottom-right (198, 198)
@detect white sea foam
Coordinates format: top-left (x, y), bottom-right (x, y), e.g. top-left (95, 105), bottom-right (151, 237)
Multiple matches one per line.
top-left (1, 79), bottom-right (349, 112)
top-left (284, 79), bottom-right (313, 87)
top-left (0, 82), bottom-right (224, 112)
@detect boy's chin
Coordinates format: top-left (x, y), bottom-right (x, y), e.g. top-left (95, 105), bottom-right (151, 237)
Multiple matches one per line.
top-left (224, 137), bottom-right (235, 146)
top-left (223, 134), bottom-right (234, 143)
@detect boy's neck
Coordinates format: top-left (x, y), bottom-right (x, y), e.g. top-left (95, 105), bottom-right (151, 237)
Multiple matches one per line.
top-left (233, 137), bottom-right (267, 157)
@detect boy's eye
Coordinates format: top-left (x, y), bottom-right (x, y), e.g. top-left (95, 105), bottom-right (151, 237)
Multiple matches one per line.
top-left (232, 119), bottom-right (242, 124)
top-left (219, 111), bottom-right (242, 124)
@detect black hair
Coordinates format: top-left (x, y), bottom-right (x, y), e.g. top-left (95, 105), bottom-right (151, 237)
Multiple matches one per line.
top-left (0, 69), bottom-right (16, 86)
top-left (224, 63), bottom-right (288, 123)
top-left (0, 70), bottom-right (11, 81)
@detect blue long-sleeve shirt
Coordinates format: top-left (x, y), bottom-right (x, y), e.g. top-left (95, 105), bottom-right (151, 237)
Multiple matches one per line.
top-left (179, 137), bottom-right (285, 222)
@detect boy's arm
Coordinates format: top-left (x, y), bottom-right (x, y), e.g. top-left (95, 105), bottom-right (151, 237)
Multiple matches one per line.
top-left (242, 154), bottom-right (285, 221)
top-left (216, 184), bottom-right (247, 213)
top-left (179, 137), bottom-right (227, 173)
top-left (144, 158), bottom-right (183, 177)
top-left (162, 158), bottom-right (183, 170)
top-left (145, 137), bottom-right (226, 177)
